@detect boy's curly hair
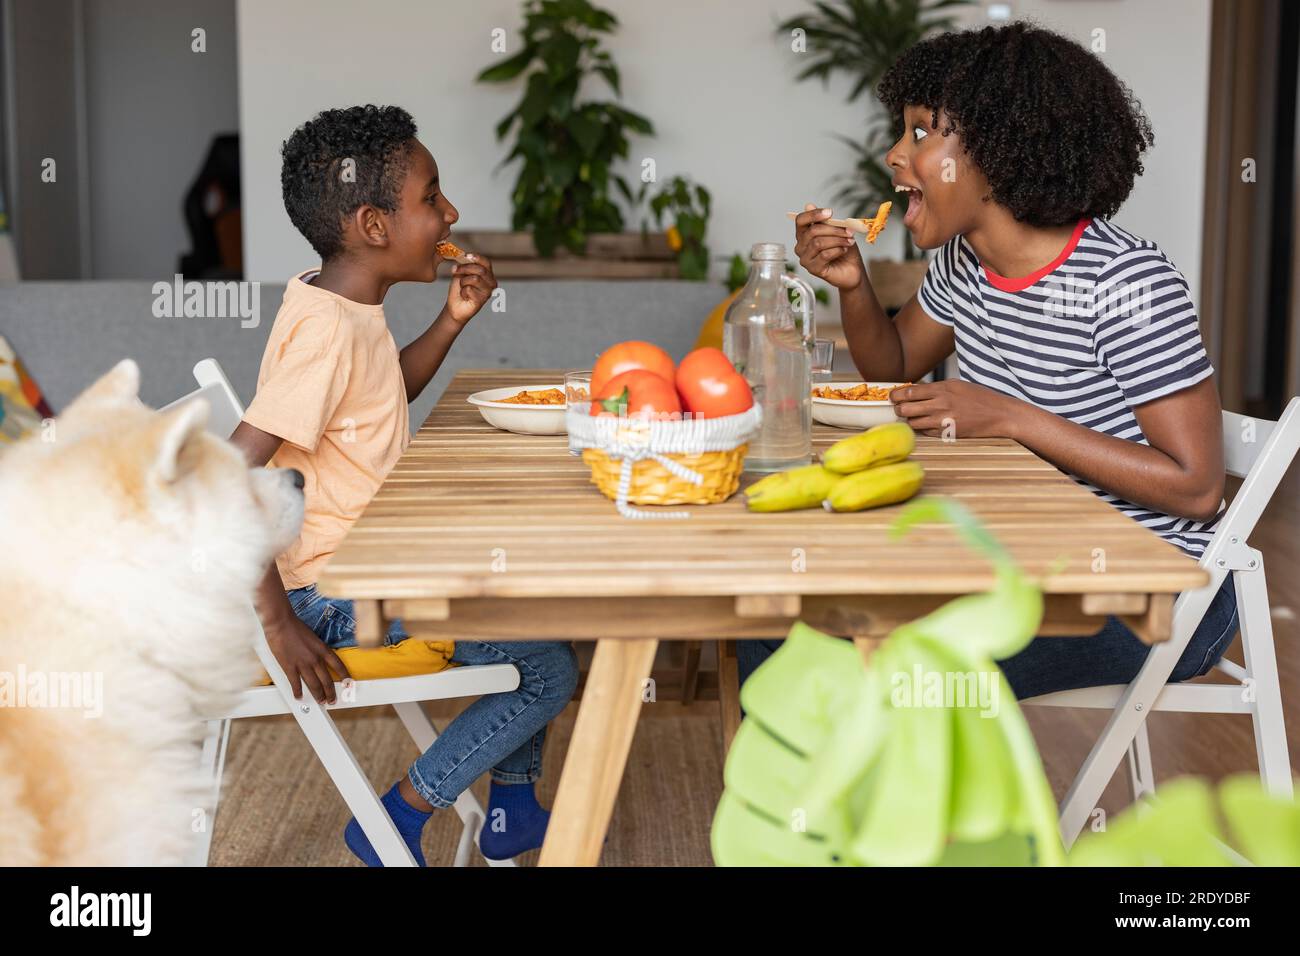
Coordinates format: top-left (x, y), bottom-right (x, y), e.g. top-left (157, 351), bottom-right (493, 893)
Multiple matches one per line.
top-left (281, 105), bottom-right (418, 260)
top-left (877, 22), bottom-right (1154, 227)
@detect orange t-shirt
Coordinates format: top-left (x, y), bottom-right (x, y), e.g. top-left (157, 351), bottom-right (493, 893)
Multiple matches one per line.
top-left (243, 269), bottom-right (410, 589)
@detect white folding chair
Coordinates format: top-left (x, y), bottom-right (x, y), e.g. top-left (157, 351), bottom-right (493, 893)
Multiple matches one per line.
top-left (168, 359), bottom-right (521, 867)
top-left (1025, 397), bottom-right (1300, 848)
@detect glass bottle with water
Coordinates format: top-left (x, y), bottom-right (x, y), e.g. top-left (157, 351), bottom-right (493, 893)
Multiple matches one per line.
top-left (723, 242), bottom-right (816, 473)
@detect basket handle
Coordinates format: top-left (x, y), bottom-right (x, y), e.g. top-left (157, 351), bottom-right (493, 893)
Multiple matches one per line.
top-left (615, 456), bottom-right (694, 520)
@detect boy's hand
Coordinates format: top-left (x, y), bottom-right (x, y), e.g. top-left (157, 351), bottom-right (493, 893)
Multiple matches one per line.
top-left (794, 204), bottom-right (866, 291)
top-left (444, 255), bottom-right (498, 325)
top-left (890, 380), bottom-right (1020, 439)
top-left (263, 614), bottom-right (352, 704)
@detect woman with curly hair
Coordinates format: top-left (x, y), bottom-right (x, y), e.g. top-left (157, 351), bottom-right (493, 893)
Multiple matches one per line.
top-left (780, 22), bottom-right (1238, 699)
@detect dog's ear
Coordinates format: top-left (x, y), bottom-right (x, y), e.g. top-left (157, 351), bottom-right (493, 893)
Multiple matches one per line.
top-left (64, 359), bottom-right (142, 414)
top-left (150, 398), bottom-right (211, 483)
top-left (54, 359), bottom-right (145, 443)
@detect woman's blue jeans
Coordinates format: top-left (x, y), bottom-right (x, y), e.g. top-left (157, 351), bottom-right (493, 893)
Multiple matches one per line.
top-left (737, 575), bottom-right (1239, 699)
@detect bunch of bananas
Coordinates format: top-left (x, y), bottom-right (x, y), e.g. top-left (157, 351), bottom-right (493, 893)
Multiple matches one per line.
top-left (744, 421), bottom-right (924, 513)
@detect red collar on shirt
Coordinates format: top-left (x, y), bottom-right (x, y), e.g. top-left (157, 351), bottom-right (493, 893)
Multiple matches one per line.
top-left (982, 218), bottom-right (1092, 293)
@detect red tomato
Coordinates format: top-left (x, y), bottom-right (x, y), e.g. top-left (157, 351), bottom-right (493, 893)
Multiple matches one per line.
top-left (675, 348), bottom-right (753, 418)
top-left (589, 369), bottom-right (682, 420)
top-left (590, 341), bottom-right (676, 397)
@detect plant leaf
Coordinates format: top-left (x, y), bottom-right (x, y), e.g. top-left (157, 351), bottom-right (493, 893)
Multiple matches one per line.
top-left (477, 46), bottom-right (535, 83)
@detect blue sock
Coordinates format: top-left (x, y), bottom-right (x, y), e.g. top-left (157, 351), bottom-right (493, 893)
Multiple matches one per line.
top-left (344, 781), bottom-right (431, 867)
top-left (479, 781), bottom-right (550, 860)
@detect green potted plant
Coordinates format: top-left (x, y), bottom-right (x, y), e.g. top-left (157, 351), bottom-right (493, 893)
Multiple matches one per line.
top-left (477, 0), bottom-right (658, 268)
top-left (777, 0), bottom-right (970, 308)
top-left (644, 176), bottom-right (712, 280)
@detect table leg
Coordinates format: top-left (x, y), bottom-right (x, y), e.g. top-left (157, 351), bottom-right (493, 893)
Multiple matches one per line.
top-left (853, 636), bottom-right (884, 664)
top-left (539, 637), bottom-right (658, 866)
top-left (680, 640), bottom-right (703, 704)
top-left (353, 599), bottom-right (383, 647)
top-left (718, 640), bottom-right (742, 756)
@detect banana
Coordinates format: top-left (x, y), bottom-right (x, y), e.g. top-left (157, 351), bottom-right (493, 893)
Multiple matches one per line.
top-left (822, 421), bottom-right (915, 474)
top-left (745, 464), bottom-right (844, 512)
top-left (823, 460), bottom-right (924, 513)
top-left (742, 467), bottom-right (801, 499)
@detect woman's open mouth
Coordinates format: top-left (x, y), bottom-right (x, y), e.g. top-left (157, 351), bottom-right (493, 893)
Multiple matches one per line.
top-left (896, 183), bottom-right (923, 228)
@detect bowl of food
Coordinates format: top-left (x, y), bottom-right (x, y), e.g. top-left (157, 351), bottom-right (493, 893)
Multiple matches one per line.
top-left (811, 382), bottom-right (907, 429)
top-left (467, 385), bottom-right (567, 435)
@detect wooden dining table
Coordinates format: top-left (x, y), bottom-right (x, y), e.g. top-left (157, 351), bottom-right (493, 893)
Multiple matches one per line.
top-left (316, 368), bottom-right (1209, 866)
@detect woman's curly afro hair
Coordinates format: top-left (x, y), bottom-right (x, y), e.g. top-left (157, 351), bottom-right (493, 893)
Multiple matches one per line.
top-left (877, 22), bottom-right (1154, 227)
top-left (281, 105), bottom-right (418, 260)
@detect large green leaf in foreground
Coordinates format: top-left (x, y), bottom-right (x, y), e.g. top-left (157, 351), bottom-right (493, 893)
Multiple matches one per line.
top-left (712, 497), bottom-right (1300, 866)
top-left (713, 497), bottom-right (1063, 866)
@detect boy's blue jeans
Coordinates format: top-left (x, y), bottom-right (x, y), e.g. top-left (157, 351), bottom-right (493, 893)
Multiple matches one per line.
top-left (736, 575), bottom-right (1239, 700)
top-left (286, 584), bottom-right (578, 809)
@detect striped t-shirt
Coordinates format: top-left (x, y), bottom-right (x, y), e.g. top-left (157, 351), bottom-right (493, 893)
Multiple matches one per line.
top-left (917, 217), bottom-right (1219, 556)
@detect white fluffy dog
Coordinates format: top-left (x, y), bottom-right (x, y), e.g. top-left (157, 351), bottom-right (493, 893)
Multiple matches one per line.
top-left (0, 359), bottom-right (303, 865)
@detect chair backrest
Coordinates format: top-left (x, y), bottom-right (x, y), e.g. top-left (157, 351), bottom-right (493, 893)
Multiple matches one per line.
top-left (1211, 397), bottom-right (1300, 556)
top-left (159, 358), bottom-right (245, 439)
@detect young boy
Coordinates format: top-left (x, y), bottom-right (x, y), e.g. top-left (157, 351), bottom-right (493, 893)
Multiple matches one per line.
top-left (775, 22), bottom-right (1239, 698)
top-left (230, 105), bottom-right (578, 864)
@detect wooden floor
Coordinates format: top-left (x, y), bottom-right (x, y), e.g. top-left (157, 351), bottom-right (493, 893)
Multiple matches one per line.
top-left (209, 470), bottom-right (1299, 866)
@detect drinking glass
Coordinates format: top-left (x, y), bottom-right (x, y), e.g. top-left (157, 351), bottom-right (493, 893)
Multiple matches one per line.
top-left (564, 369), bottom-right (592, 455)
top-left (811, 338), bottom-right (836, 384)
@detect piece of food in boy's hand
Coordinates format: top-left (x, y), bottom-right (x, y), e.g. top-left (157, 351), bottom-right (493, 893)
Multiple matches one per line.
top-left (436, 239), bottom-right (475, 263)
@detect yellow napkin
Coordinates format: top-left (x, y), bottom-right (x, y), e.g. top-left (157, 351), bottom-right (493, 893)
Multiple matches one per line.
top-left (255, 639), bottom-right (456, 686)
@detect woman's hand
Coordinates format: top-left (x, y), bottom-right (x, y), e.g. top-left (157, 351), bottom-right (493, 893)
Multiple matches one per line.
top-left (891, 377), bottom-right (1226, 522)
top-left (793, 204), bottom-right (866, 291)
top-left (890, 380), bottom-right (1020, 438)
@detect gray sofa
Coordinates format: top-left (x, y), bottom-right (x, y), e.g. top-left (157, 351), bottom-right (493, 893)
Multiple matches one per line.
top-left (0, 279), bottom-right (732, 432)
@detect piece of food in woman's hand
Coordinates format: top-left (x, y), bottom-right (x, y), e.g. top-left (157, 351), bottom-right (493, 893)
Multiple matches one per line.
top-left (498, 388), bottom-right (566, 405)
top-left (864, 201), bottom-right (891, 244)
top-left (436, 239), bottom-right (475, 263)
top-left (786, 204), bottom-right (888, 241)
top-left (813, 382), bottom-right (909, 402)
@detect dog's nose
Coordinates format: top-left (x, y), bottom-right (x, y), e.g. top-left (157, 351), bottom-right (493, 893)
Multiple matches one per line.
top-left (288, 469), bottom-right (304, 489)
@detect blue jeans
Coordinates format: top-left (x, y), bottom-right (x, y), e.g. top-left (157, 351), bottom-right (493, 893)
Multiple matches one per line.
top-left (736, 576), bottom-right (1239, 700)
top-left (286, 584), bottom-right (579, 809)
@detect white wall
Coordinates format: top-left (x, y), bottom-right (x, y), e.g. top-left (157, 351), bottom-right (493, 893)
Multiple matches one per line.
top-left (995, 0), bottom-right (1212, 304)
top-left (84, 0), bottom-right (238, 278)
top-left (238, 0), bottom-right (1211, 303)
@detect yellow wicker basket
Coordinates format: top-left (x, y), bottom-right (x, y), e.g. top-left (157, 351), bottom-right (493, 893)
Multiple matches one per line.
top-left (582, 445), bottom-right (749, 505)
top-left (566, 403), bottom-right (762, 518)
